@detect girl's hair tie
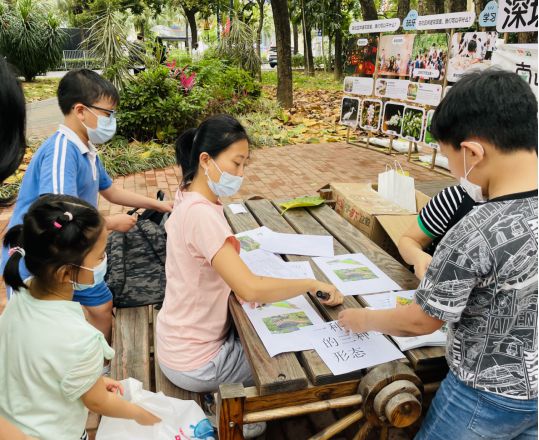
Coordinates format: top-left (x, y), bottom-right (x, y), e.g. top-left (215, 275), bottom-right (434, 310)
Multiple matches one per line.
top-left (53, 221), bottom-right (62, 229)
top-left (64, 211), bottom-right (73, 221)
top-left (8, 247), bottom-right (25, 258)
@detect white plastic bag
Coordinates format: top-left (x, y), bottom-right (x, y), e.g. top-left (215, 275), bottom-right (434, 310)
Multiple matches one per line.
top-left (377, 162), bottom-right (416, 212)
top-left (96, 378), bottom-right (215, 440)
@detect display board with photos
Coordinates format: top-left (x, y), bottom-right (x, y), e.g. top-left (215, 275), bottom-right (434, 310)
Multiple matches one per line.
top-left (338, 11), bottom-right (518, 149)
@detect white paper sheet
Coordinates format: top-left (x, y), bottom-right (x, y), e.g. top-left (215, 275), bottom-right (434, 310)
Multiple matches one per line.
top-left (229, 203), bottom-right (248, 214)
top-left (302, 321), bottom-right (404, 375)
top-left (235, 226), bottom-right (273, 253)
top-left (243, 295), bottom-right (324, 357)
top-left (240, 249), bottom-right (316, 280)
top-left (362, 290), bottom-right (447, 351)
top-left (312, 253), bottom-right (401, 296)
top-left (259, 231), bottom-right (335, 257)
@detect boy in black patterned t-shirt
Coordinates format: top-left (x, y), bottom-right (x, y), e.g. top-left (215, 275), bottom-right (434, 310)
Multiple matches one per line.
top-left (338, 69), bottom-right (538, 439)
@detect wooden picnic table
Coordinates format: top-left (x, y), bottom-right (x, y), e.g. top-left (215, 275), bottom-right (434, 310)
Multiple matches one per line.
top-left (217, 199), bottom-right (448, 440)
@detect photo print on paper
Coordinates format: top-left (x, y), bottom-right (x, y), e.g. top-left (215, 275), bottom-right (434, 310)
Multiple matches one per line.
top-left (382, 101), bottom-right (405, 136)
top-left (359, 99), bottom-right (382, 132)
top-left (345, 35), bottom-right (379, 77)
top-left (401, 106), bottom-right (425, 142)
top-left (409, 33), bottom-right (449, 83)
top-left (377, 34), bottom-right (416, 78)
top-left (262, 311), bottom-right (314, 334)
top-left (340, 97), bottom-right (360, 127)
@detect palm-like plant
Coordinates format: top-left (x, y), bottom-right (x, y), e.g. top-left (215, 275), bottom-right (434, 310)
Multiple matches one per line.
top-left (0, 0), bottom-right (65, 81)
top-left (215, 16), bottom-right (261, 78)
top-left (81, 2), bottom-right (138, 89)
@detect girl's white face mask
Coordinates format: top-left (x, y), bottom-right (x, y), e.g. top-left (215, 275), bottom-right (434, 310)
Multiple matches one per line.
top-left (460, 142), bottom-right (485, 203)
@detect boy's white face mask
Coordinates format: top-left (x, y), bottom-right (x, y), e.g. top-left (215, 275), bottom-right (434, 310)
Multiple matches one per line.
top-left (460, 142), bottom-right (485, 203)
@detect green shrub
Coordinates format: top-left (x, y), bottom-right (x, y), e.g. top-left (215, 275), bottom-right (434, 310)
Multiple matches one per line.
top-left (0, 0), bottom-right (65, 81)
top-left (167, 49), bottom-right (192, 66)
top-left (292, 53), bottom-right (305, 69)
top-left (117, 58), bottom-right (261, 143)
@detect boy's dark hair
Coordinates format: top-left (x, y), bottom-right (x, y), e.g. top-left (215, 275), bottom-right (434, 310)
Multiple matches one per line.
top-left (3, 194), bottom-right (105, 292)
top-left (175, 114), bottom-right (250, 189)
top-left (431, 69), bottom-right (538, 153)
top-left (57, 69), bottom-right (119, 115)
top-left (0, 58), bottom-right (26, 205)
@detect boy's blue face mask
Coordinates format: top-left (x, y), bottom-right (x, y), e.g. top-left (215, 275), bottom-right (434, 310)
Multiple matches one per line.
top-left (82, 107), bottom-right (117, 144)
top-left (71, 254), bottom-right (108, 291)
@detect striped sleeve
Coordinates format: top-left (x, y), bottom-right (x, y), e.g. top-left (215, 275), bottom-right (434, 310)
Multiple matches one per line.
top-left (418, 186), bottom-right (465, 239)
top-left (38, 133), bottom-right (79, 197)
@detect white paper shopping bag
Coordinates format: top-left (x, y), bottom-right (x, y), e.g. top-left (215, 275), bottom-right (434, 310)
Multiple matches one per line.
top-left (377, 162), bottom-right (416, 212)
top-left (96, 378), bottom-right (215, 440)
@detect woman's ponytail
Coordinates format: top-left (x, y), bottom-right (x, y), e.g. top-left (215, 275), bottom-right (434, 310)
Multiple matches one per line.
top-left (175, 127), bottom-right (198, 188)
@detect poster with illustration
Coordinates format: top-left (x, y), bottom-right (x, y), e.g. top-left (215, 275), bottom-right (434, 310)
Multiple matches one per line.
top-left (447, 32), bottom-right (498, 83)
top-left (243, 295), bottom-right (324, 357)
top-left (377, 34), bottom-right (415, 78)
top-left (401, 106), bottom-right (425, 142)
top-left (340, 97), bottom-right (360, 127)
top-left (359, 99), bottom-right (382, 131)
top-left (409, 33), bottom-right (449, 83)
top-left (382, 101), bottom-right (405, 136)
top-left (345, 35), bottom-right (379, 77)
top-left (423, 109), bottom-right (439, 148)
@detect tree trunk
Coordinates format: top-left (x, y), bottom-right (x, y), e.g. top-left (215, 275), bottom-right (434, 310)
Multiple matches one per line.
top-left (447, 0), bottom-right (467, 13)
top-left (397, 0), bottom-right (410, 21)
top-left (305, 24), bottom-right (314, 75)
top-left (334, 25), bottom-right (343, 80)
top-left (184, 8), bottom-right (198, 50)
top-left (256, 0), bottom-right (264, 58)
top-left (270, 0), bottom-right (293, 107)
top-left (518, 32), bottom-right (538, 44)
top-left (328, 34), bottom-right (332, 73)
top-left (293, 22), bottom-right (299, 54)
top-left (358, 0), bottom-right (377, 20)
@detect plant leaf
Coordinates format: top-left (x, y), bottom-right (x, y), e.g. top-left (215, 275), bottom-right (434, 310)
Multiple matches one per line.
top-left (279, 196), bottom-right (325, 214)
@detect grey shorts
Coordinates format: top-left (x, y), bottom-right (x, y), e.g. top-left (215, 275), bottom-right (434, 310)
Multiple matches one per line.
top-left (159, 331), bottom-right (254, 393)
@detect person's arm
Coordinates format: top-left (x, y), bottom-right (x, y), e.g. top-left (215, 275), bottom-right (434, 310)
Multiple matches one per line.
top-left (0, 418), bottom-right (37, 440)
top-left (81, 377), bottom-right (160, 425)
top-left (100, 185), bottom-right (173, 213)
top-left (338, 304), bottom-right (444, 336)
top-left (212, 241), bottom-right (343, 306)
top-left (398, 221), bottom-right (434, 280)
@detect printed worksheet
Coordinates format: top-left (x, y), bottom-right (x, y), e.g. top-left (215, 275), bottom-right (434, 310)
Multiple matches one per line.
top-left (240, 249), bottom-right (316, 279)
top-left (235, 226), bottom-right (273, 253)
top-left (312, 253), bottom-right (401, 295)
top-left (302, 321), bottom-right (404, 375)
top-left (243, 295), bottom-right (324, 357)
top-left (259, 230), bottom-right (335, 258)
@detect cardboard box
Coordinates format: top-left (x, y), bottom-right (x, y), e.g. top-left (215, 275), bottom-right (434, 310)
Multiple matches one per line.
top-left (323, 182), bottom-right (430, 261)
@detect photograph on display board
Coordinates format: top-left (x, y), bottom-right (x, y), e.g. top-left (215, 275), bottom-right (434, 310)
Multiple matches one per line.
top-left (382, 101), bottom-right (405, 135)
top-left (340, 97), bottom-right (360, 127)
top-left (376, 34), bottom-right (415, 78)
top-left (423, 109), bottom-right (439, 147)
top-left (401, 106), bottom-right (425, 142)
top-left (409, 33), bottom-right (449, 83)
top-left (447, 32), bottom-right (498, 83)
top-left (359, 99), bottom-right (382, 132)
top-left (345, 35), bottom-right (378, 76)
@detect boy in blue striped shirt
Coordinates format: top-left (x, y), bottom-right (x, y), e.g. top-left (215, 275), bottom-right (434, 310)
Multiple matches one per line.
top-left (2, 69), bottom-right (172, 345)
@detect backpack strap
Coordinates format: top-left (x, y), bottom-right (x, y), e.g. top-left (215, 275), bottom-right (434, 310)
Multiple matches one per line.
top-left (135, 220), bottom-right (165, 266)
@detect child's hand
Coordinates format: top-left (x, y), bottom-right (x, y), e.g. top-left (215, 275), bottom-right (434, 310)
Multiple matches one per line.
top-left (107, 214), bottom-right (136, 232)
top-left (413, 252), bottom-right (433, 280)
top-left (134, 406), bottom-right (161, 426)
top-left (309, 281), bottom-right (344, 307)
top-left (154, 200), bottom-right (174, 213)
top-left (338, 308), bottom-right (369, 333)
top-left (103, 377), bottom-right (124, 396)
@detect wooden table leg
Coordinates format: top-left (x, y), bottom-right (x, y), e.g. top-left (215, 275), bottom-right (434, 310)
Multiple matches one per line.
top-left (217, 383), bottom-right (246, 440)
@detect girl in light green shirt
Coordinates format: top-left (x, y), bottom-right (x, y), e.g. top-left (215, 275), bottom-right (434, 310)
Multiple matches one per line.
top-left (0, 194), bottom-right (160, 440)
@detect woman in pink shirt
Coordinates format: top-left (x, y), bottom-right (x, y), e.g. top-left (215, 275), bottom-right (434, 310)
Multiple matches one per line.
top-left (156, 115), bottom-right (343, 397)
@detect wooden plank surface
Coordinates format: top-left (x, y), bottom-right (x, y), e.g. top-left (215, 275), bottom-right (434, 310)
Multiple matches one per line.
top-left (152, 307), bottom-right (202, 404)
top-left (415, 179), bottom-right (455, 198)
top-left (306, 204), bottom-right (445, 369)
top-left (224, 205), bottom-right (309, 396)
top-left (245, 199), bottom-right (363, 385)
top-left (112, 306), bottom-right (151, 390)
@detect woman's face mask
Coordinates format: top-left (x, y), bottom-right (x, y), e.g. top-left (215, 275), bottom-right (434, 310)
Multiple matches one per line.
top-left (205, 159), bottom-right (243, 197)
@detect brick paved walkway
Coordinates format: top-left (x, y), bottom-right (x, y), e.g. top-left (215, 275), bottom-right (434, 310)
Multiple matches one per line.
top-left (0, 142), bottom-right (453, 313)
